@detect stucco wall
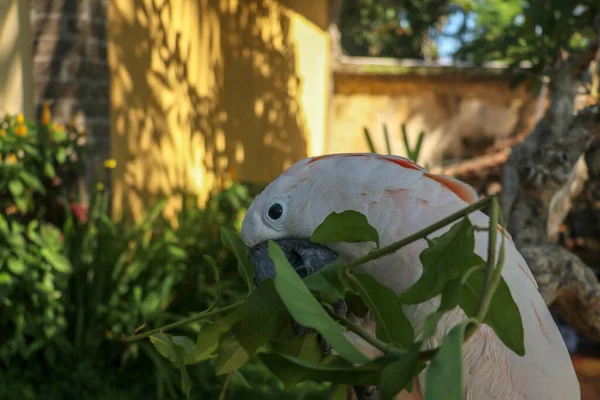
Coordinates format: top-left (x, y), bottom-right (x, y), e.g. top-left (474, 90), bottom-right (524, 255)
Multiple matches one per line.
top-left (0, 0), bottom-right (34, 118)
top-left (108, 0), bottom-right (330, 222)
top-left (330, 72), bottom-right (543, 167)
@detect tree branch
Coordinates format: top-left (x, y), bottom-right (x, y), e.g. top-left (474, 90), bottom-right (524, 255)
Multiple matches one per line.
top-left (500, 17), bottom-right (600, 339)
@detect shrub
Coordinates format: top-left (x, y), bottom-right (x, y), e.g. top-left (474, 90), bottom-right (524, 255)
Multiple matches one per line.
top-left (0, 111), bottom-right (329, 399)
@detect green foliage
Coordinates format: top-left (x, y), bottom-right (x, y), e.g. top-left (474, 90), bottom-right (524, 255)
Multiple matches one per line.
top-left (455, 1), bottom-right (598, 67)
top-left (132, 194), bottom-right (524, 400)
top-left (425, 322), bottom-right (468, 400)
top-left (338, 0), bottom-right (599, 88)
top-left (310, 210), bottom-right (380, 248)
top-left (363, 123), bottom-right (425, 165)
top-left (0, 111), bottom-right (329, 399)
top-left (338, 0), bottom-right (452, 58)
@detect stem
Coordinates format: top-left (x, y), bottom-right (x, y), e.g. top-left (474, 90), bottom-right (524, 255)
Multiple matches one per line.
top-left (121, 301), bottom-right (244, 342)
top-left (345, 196), bottom-right (494, 271)
top-left (329, 311), bottom-right (406, 358)
top-left (217, 372), bottom-right (233, 400)
top-left (476, 197), bottom-right (499, 320)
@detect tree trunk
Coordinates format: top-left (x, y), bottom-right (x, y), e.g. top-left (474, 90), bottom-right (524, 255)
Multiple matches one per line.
top-left (501, 20), bottom-right (600, 340)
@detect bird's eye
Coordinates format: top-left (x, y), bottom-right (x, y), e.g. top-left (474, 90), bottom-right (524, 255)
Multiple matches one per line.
top-left (268, 203), bottom-right (283, 220)
top-left (263, 198), bottom-right (288, 230)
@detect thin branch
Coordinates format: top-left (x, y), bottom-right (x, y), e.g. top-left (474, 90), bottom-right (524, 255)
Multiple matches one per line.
top-left (121, 301), bottom-right (244, 342)
top-left (345, 196), bottom-right (494, 271)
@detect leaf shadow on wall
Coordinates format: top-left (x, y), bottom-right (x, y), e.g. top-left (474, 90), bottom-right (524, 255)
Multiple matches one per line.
top-left (109, 0), bottom-right (310, 221)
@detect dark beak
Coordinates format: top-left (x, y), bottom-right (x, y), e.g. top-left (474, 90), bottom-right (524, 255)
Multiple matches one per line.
top-left (249, 237), bottom-right (338, 286)
top-left (248, 238), bottom-right (347, 354)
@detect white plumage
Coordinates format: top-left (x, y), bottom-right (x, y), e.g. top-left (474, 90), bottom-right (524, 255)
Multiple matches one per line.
top-left (241, 153), bottom-right (580, 400)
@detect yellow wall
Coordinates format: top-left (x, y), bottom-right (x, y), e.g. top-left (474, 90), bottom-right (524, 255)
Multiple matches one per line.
top-left (108, 0), bottom-right (330, 222)
top-left (0, 0), bottom-right (34, 118)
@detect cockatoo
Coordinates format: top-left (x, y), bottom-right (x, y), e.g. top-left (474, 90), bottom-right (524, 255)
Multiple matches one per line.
top-left (241, 153), bottom-right (580, 400)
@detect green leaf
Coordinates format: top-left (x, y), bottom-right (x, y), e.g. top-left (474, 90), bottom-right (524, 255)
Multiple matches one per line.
top-left (425, 322), bottom-right (467, 400)
top-left (421, 265), bottom-right (484, 340)
top-left (302, 259), bottom-right (348, 301)
top-left (268, 241), bottom-right (369, 364)
top-left (8, 179), bottom-right (24, 197)
top-left (352, 273), bottom-right (414, 349)
top-left (399, 218), bottom-right (484, 305)
top-left (215, 334), bottom-right (251, 375)
top-left (310, 210), bottom-right (380, 248)
top-left (40, 249), bottom-right (72, 273)
top-left (150, 333), bottom-right (177, 362)
top-left (7, 257), bottom-right (25, 275)
top-left (231, 370), bottom-right (252, 389)
top-left (345, 292), bottom-right (369, 318)
top-left (379, 348), bottom-right (420, 400)
top-left (56, 147), bottom-right (67, 164)
top-left (215, 279), bottom-right (289, 374)
top-left (149, 333), bottom-right (192, 398)
top-left (203, 255), bottom-right (223, 310)
top-left (328, 384), bottom-right (350, 400)
top-left (14, 197), bottom-right (28, 213)
top-left (172, 342), bottom-right (192, 398)
top-left (259, 352), bottom-right (387, 388)
top-left (271, 332), bottom-right (323, 364)
top-left (44, 162), bottom-right (56, 178)
top-left (0, 272), bottom-right (14, 302)
top-left (220, 227), bottom-right (255, 295)
top-left (363, 127), bottom-right (378, 153)
top-left (459, 270), bottom-right (525, 356)
top-left (192, 313), bottom-right (239, 363)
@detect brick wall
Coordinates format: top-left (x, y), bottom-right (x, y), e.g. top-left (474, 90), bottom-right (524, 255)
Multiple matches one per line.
top-left (30, 0), bottom-right (110, 200)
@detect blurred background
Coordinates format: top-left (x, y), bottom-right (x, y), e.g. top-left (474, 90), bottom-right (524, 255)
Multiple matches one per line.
top-left (0, 0), bottom-right (599, 399)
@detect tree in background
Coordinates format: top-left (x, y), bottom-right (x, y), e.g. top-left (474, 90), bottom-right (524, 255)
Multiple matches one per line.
top-left (337, 0), bottom-right (452, 59)
top-left (338, 0), bottom-right (600, 343)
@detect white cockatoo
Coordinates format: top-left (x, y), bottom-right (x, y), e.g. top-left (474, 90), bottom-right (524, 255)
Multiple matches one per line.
top-left (241, 153), bottom-right (580, 400)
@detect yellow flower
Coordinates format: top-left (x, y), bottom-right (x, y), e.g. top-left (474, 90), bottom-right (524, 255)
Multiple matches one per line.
top-left (41, 102), bottom-right (52, 125)
top-left (15, 124), bottom-right (27, 137)
top-left (0, 129), bottom-right (5, 138)
top-left (51, 122), bottom-right (58, 132)
top-left (16, 114), bottom-right (24, 124)
top-left (5, 153), bottom-right (17, 164)
top-left (103, 158), bottom-right (117, 169)
top-left (96, 182), bottom-right (105, 191)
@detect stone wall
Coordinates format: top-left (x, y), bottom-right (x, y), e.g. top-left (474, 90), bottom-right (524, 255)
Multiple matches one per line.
top-left (30, 0), bottom-right (110, 195)
top-left (329, 70), bottom-right (546, 168)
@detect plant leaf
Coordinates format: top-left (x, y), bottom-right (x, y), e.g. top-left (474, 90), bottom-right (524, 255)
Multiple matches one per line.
top-left (425, 322), bottom-right (467, 400)
top-left (459, 270), bottom-right (525, 356)
top-left (302, 259), bottom-right (348, 301)
top-left (259, 352), bottom-right (387, 388)
top-left (352, 273), bottom-right (414, 349)
top-left (379, 348), bottom-right (420, 400)
top-left (271, 331), bottom-right (323, 364)
top-left (40, 248), bottom-right (72, 273)
top-left (421, 265), bottom-right (484, 340)
top-left (19, 171), bottom-right (46, 193)
top-left (345, 292), bottom-right (369, 318)
top-left (7, 257), bottom-right (25, 275)
top-left (149, 333), bottom-right (192, 398)
top-left (215, 279), bottom-right (289, 374)
top-left (8, 180), bottom-right (24, 197)
top-left (399, 218), bottom-right (484, 305)
top-left (193, 313), bottom-right (239, 363)
top-left (310, 210), bottom-right (380, 248)
top-left (220, 227), bottom-right (254, 295)
top-left (203, 255), bottom-right (223, 310)
top-left (268, 241), bottom-right (369, 364)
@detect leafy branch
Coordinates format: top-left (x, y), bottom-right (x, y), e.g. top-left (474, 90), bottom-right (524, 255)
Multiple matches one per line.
top-left (121, 195), bottom-right (522, 400)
